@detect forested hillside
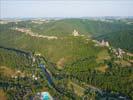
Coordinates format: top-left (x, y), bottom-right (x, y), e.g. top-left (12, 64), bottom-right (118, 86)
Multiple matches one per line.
top-left (0, 18), bottom-right (133, 99)
top-left (95, 30), bottom-right (133, 52)
top-left (1, 18), bottom-right (133, 52)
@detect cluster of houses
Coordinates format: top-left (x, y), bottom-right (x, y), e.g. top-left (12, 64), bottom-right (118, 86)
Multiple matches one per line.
top-left (93, 39), bottom-right (110, 47)
top-left (72, 29), bottom-right (85, 37)
top-left (0, 21), bottom-right (9, 24)
top-left (14, 28), bottom-right (31, 34)
top-left (32, 74), bottom-right (38, 80)
top-left (14, 27), bottom-right (58, 40)
top-left (31, 19), bottom-right (49, 24)
top-left (92, 39), bottom-right (127, 58)
top-left (0, 20), bottom-right (21, 24)
top-left (110, 48), bottom-right (125, 58)
top-left (100, 40), bottom-right (110, 47)
top-left (11, 70), bottom-right (25, 79)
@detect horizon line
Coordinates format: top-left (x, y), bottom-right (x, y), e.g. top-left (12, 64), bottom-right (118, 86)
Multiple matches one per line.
top-left (1, 16), bottom-right (133, 19)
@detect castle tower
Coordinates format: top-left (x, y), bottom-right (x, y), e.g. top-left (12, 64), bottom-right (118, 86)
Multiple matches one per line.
top-left (72, 29), bottom-right (79, 36)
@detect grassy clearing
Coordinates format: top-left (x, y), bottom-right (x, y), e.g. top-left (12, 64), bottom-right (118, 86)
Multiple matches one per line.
top-left (96, 48), bottom-right (110, 63)
top-left (0, 66), bottom-right (25, 77)
top-left (115, 60), bottom-right (132, 67)
top-left (0, 90), bottom-right (7, 100)
top-left (95, 65), bottom-right (108, 73)
top-left (67, 80), bottom-right (85, 96)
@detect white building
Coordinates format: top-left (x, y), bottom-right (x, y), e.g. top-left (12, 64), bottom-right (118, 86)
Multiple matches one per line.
top-left (100, 40), bottom-right (110, 47)
top-left (72, 29), bottom-right (79, 36)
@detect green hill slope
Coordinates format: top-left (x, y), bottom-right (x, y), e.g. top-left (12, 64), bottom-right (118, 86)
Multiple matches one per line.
top-left (1, 18), bottom-right (133, 53)
top-left (3, 18), bottom-right (132, 52)
top-left (96, 30), bottom-right (133, 52)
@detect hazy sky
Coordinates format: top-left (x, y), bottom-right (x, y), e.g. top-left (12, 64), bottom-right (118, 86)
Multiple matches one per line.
top-left (0, 0), bottom-right (133, 18)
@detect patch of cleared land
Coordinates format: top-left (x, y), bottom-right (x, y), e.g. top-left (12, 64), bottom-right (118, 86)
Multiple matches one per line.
top-left (0, 66), bottom-right (25, 77)
top-left (56, 57), bottom-right (66, 69)
top-left (56, 56), bottom-right (72, 69)
top-left (95, 65), bottom-right (108, 72)
top-left (115, 60), bottom-right (132, 67)
top-left (96, 49), bottom-right (110, 63)
top-left (67, 80), bottom-right (85, 96)
top-left (0, 90), bottom-right (7, 100)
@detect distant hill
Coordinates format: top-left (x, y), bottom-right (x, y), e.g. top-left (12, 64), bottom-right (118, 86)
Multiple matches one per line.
top-left (0, 18), bottom-right (133, 52)
top-left (9, 19), bottom-right (133, 35)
